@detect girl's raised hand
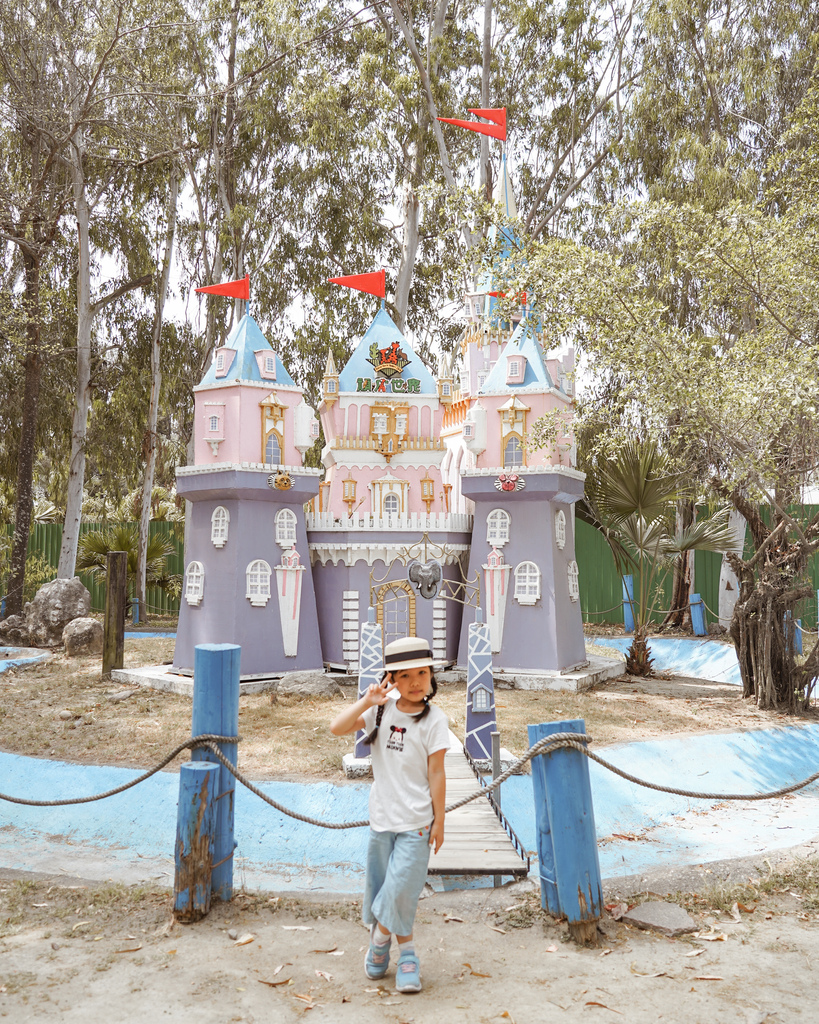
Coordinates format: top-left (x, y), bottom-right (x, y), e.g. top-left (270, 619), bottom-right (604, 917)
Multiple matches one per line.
top-left (366, 678), bottom-right (395, 706)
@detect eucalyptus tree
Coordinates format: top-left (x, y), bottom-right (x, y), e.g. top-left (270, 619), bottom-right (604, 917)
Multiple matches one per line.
top-left (0, 1), bottom-right (74, 615)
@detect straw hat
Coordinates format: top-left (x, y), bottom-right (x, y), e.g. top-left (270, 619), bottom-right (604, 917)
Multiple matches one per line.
top-left (383, 636), bottom-right (435, 671)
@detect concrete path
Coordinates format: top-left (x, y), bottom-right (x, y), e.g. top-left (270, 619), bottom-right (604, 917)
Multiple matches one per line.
top-left (2, 722), bottom-right (816, 894)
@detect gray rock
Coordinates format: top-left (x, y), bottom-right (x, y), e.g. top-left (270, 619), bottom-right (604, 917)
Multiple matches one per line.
top-left (59, 710), bottom-right (73, 721)
top-left (622, 901), bottom-right (697, 936)
top-left (0, 614), bottom-right (30, 646)
top-left (25, 577), bottom-right (91, 648)
top-left (277, 671), bottom-right (344, 699)
top-left (62, 617), bottom-right (104, 657)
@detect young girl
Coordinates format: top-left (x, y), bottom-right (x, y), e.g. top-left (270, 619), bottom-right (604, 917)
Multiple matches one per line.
top-left (330, 636), bottom-right (449, 993)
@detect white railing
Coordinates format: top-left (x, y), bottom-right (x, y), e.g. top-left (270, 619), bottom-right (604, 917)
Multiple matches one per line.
top-left (306, 512), bottom-right (473, 532)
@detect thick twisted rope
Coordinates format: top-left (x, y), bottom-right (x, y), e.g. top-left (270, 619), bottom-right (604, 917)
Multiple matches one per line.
top-left (1, 732), bottom-right (818, 824)
top-left (0, 735), bottom-right (239, 807)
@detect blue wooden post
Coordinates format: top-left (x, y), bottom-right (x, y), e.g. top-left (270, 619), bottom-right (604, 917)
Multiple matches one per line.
top-left (465, 608), bottom-right (497, 760)
top-left (527, 722), bottom-right (560, 917)
top-left (528, 719), bottom-right (603, 944)
top-left (173, 761), bottom-right (218, 922)
top-left (785, 611), bottom-right (803, 655)
top-left (622, 575), bottom-right (635, 633)
top-left (690, 593), bottom-right (707, 636)
top-left (355, 608), bottom-right (383, 759)
top-left (191, 643), bottom-right (240, 901)
top-left (132, 597), bottom-right (140, 625)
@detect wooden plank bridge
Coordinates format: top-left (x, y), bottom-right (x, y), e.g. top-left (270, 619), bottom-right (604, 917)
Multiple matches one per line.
top-left (428, 734), bottom-right (529, 879)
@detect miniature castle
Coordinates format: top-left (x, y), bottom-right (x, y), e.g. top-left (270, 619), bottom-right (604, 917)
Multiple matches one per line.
top-left (173, 164), bottom-right (587, 680)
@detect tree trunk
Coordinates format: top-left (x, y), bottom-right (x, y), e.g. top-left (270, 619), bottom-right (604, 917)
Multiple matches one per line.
top-left (662, 499), bottom-right (695, 628)
top-left (727, 532), bottom-right (815, 711)
top-left (136, 159), bottom-right (179, 623)
top-left (479, 0), bottom-right (493, 200)
top-left (57, 161), bottom-right (93, 580)
top-left (7, 254), bottom-right (43, 617)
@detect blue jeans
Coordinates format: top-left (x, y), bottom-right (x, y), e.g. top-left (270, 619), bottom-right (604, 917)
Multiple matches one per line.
top-left (362, 826), bottom-right (432, 937)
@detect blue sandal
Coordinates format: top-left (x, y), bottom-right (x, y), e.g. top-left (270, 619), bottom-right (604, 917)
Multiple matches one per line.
top-left (365, 934), bottom-right (391, 980)
top-left (395, 951), bottom-right (422, 993)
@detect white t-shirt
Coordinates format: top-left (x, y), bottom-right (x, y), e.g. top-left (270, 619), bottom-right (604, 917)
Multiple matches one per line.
top-left (362, 701), bottom-right (450, 833)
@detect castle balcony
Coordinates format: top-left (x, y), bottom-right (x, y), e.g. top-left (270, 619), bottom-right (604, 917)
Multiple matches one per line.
top-left (331, 436), bottom-right (446, 452)
top-left (306, 511), bottom-right (473, 532)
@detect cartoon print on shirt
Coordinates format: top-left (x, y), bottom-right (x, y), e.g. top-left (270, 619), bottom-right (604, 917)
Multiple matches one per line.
top-left (386, 724), bottom-right (407, 752)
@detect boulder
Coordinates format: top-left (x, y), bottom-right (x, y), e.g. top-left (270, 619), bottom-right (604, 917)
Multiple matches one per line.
top-left (0, 614), bottom-right (30, 646)
top-left (62, 617), bottom-right (104, 657)
top-left (277, 671), bottom-right (344, 700)
top-left (25, 577), bottom-right (91, 649)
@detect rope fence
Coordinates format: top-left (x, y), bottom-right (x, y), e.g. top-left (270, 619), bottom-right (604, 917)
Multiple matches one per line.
top-left (2, 731), bottom-right (818, 827)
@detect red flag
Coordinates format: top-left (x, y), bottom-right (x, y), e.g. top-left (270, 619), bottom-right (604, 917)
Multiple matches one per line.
top-left (438, 107), bottom-right (506, 141)
top-left (195, 274), bottom-right (250, 300)
top-left (489, 289), bottom-right (527, 304)
top-left (328, 269), bottom-right (386, 298)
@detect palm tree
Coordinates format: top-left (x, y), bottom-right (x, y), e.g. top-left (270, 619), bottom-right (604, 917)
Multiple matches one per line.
top-left (76, 524), bottom-right (181, 605)
top-left (581, 440), bottom-right (735, 675)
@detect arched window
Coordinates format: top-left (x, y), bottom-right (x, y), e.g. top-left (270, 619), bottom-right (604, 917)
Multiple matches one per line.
top-left (554, 509), bottom-right (566, 550)
top-left (326, 379), bottom-right (337, 393)
top-left (383, 492), bottom-right (400, 516)
top-left (486, 509), bottom-right (511, 547)
top-left (246, 560), bottom-right (272, 607)
top-left (275, 508), bottom-right (297, 547)
top-left (504, 436), bottom-right (523, 469)
top-left (211, 506), bottom-right (230, 548)
top-left (514, 561), bottom-right (541, 605)
top-left (185, 561), bottom-right (205, 606)
top-left (264, 430), bottom-right (282, 465)
top-left (567, 560), bottom-right (580, 603)
top-left (209, 415), bottom-right (219, 432)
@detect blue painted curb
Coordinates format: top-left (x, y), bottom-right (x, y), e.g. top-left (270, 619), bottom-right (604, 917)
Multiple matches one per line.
top-left (0, 724), bottom-right (817, 891)
top-left (0, 647), bottom-right (52, 674)
top-left (588, 635), bottom-right (742, 686)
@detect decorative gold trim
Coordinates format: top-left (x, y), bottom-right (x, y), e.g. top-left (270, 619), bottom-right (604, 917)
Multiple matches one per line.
top-left (376, 580), bottom-right (416, 637)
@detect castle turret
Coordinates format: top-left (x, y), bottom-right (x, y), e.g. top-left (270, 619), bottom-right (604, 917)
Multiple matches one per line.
top-left (173, 312), bottom-right (323, 678)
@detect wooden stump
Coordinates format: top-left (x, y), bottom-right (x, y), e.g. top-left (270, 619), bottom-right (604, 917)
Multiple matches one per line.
top-left (102, 551), bottom-right (127, 678)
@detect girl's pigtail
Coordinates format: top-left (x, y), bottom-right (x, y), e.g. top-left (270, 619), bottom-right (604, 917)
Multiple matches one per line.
top-left (362, 702), bottom-right (385, 746)
top-left (415, 671), bottom-right (438, 723)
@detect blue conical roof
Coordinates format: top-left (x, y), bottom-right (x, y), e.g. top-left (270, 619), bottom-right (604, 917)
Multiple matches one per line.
top-left (198, 314), bottom-right (296, 387)
top-left (337, 306), bottom-right (437, 393)
top-left (480, 316), bottom-right (555, 393)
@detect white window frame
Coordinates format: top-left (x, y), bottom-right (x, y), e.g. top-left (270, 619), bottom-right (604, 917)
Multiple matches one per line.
top-left (275, 508), bottom-right (298, 547)
top-left (265, 432), bottom-right (282, 464)
top-left (486, 508), bottom-right (511, 547)
top-left (442, 382), bottom-right (451, 396)
top-left (215, 352), bottom-right (224, 371)
top-left (185, 561), bottom-right (205, 606)
top-left (554, 509), bottom-right (566, 550)
top-left (373, 413), bottom-right (388, 434)
top-left (246, 559), bottom-right (272, 607)
top-left (567, 560), bottom-right (580, 602)
top-left (477, 371), bottom-right (487, 390)
top-left (208, 414), bottom-right (219, 432)
top-left (383, 492), bottom-right (400, 516)
top-left (265, 355), bottom-right (276, 373)
top-left (326, 378), bottom-right (337, 393)
top-left (211, 506), bottom-right (230, 548)
top-left (472, 686), bottom-right (490, 712)
top-left (504, 436), bottom-right (524, 468)
top-left (514, 561), bottom-right (541, 605)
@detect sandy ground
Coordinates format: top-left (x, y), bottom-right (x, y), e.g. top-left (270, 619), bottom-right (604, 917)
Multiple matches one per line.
top-left (1, 863), bottom-right (816, 1023)
top-left (3, 629), bottom-right (818, 1019)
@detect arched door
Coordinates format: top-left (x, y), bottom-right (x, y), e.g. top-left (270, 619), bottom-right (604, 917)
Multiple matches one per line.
top-left (376, 581), bottom-right (416, 645)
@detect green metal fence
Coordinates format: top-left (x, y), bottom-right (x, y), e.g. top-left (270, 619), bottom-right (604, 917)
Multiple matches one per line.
top-left (7, 512), bottom-right (819, 628)
top-left (3, 521), bottom-right (183, 616)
